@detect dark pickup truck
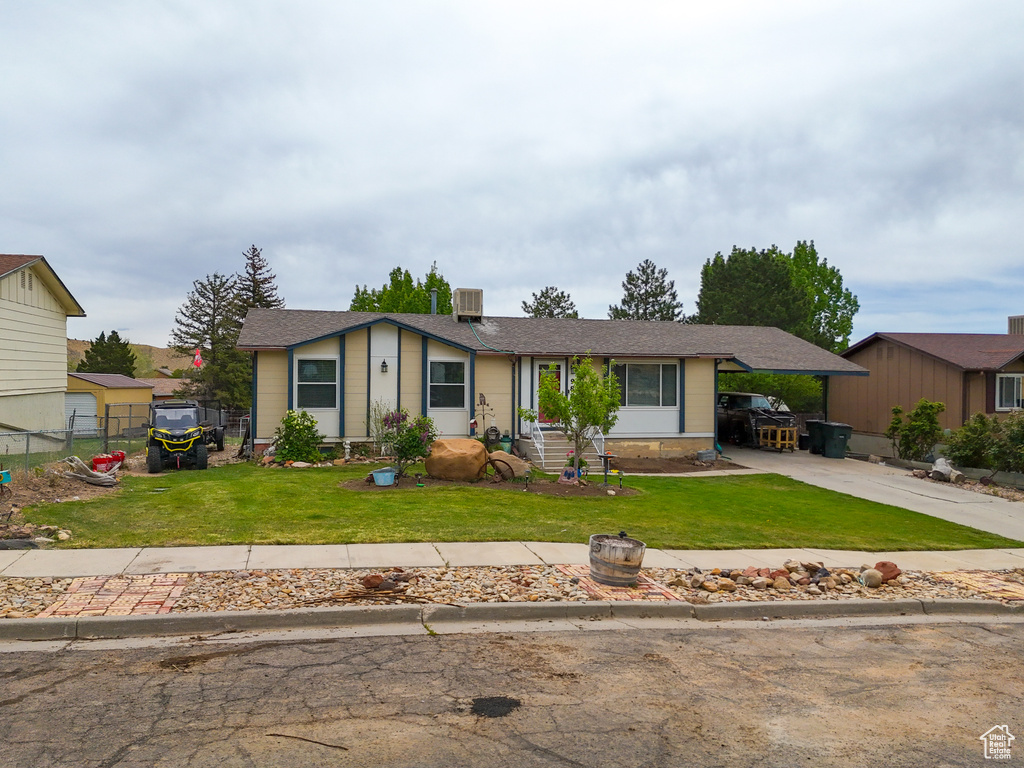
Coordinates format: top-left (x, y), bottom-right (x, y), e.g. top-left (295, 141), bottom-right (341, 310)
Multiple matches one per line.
top-left (716, 391), bottom-right (796, 447)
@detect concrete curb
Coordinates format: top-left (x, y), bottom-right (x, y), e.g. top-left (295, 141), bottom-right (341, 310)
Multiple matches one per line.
top-left (0, 599), bottom-right (1020, 642)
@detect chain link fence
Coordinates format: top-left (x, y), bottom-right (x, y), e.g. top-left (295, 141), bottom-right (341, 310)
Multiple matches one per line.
top-left (0, 429), bottom-right (76, 474)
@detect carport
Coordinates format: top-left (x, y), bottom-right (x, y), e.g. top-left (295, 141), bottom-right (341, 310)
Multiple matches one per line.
top-left (710, 327), bottom-right (868, 451)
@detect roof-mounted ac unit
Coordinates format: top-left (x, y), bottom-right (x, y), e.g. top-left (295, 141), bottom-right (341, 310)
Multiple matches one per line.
top-left (453, 288), bottom-right (483, 321)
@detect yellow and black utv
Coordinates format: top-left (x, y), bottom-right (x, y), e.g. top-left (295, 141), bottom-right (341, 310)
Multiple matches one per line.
top-left (145, 400), bottom-right (225, 473)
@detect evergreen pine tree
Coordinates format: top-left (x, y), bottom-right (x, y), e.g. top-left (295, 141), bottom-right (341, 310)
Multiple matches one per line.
top-left (608, 260), bottom-right (683, 321)
top-left (77, 330), bottom-right (138, 377)
top-left (235, 244), bottom-right (285, 311)
top-left (170, 272), bottom-right (251, 408)
top-left (522, 286), bottom-right (579, 318)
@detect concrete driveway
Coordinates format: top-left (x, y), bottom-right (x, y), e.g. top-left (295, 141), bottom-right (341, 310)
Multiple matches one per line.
top-left (725, 446), bottom-right (1024, 542)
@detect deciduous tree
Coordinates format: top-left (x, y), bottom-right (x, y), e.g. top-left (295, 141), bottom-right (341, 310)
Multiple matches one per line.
top-left (522, 286), bottom-right (579, 318)
top-left (350, 263), bottom-right (453, 314)
top-left (608, 260), bottom-right (683, 321)
top-left (518, 356), bottom-right (620, 476)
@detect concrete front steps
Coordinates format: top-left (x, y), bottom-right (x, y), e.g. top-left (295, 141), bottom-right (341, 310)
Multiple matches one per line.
top-left (518, 432), bottom-right (605, 473)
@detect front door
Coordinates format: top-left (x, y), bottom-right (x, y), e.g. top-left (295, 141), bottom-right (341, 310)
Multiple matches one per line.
top-left (535, 360), bottom-right (563, 425)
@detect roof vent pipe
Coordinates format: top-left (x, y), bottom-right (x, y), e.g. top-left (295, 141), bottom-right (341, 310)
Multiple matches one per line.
top-left (431, 288), bottom-right (438, 315)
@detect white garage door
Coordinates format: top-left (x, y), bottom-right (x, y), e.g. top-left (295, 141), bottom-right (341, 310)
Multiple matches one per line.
top-left (65, 393), bottom-right (98, 435)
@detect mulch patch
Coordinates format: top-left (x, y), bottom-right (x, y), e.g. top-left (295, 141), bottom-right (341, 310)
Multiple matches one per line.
top-left (608, 457), bottom-right (743, 473)
top-left (340, 474), bottom-right (639, 497)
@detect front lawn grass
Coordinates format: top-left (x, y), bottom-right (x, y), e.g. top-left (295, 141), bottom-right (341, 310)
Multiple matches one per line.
top-left (23, 462), bottom-right (1023, 551)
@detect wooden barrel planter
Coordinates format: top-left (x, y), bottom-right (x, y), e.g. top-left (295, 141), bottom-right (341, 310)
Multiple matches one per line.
top-left (589, 533), bottom-right (646, 586)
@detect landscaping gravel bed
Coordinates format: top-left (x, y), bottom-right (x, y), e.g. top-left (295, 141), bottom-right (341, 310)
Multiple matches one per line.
top-left (3, 564), bottom-right (1022, 619)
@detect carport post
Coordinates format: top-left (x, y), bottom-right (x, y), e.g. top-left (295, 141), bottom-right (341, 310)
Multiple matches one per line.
top-left (822, 375), bottom-right (830, 421)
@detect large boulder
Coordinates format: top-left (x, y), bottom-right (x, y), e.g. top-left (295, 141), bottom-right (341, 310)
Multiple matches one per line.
top-left (488, 450), bottom-right (531, 479)
top-left (425, 438), bottom-right (489, 481)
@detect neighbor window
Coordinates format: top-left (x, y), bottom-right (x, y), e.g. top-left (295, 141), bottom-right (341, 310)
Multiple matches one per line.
top-left (996, 374), bottom-right (1023, 411)
top-left (613, 363), bottom-right (677, 407)
top-left (296, 359), bottom-right (338, 409)
top-left (429, 360), bottom-right (466, 408)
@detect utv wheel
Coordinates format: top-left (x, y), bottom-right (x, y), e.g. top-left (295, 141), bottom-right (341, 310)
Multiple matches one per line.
top-left (216, 431), bottom-right (224, 452)
top-left (146, 446), bottom-right (162, 474)
top-left (195, 443), bottom-right (209, 470)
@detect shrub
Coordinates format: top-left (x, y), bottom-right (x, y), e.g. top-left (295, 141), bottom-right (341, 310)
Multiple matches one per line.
top-left (943, 413), bottom-right (1000, 470)
top-left (382, 409), bottom-right (438, 478)
top-left (274, 410), bottom-right (326, 463)
top-left (885, 399), bottom-right (945, 461)
top-left (992, 410), bottom-right (1024, 474)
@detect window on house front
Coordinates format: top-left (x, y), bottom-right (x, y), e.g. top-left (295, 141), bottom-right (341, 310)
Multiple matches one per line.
top-left (429, 361), bottom-right (465, 408)
top-left (996, 373), bottom-right (1023, 411)
top-left (296, 359), bottom-right (338, 409)
top-left (612, 363), bottom-right (678, 407)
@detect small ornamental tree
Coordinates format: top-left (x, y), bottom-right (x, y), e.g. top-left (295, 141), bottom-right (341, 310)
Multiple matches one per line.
top-left (519, 356), bottom-right (620, 477)
top-left (273, 410), bottom-right (325, 463)
top-left (885, 399), bottom-right (945, 461)
top-left (382, 409), bottom-right (438, 478)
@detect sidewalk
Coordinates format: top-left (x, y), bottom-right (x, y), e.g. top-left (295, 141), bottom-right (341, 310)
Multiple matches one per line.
top-left (3, 541), bottom-right (1024, 579)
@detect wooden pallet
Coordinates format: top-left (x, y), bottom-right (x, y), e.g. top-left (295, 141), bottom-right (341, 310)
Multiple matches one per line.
top-left (757, 425), bottom-right (797, 452)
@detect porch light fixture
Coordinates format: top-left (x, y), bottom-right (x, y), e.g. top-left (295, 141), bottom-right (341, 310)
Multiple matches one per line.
top-left (380, 359), bottom-right (389, 374)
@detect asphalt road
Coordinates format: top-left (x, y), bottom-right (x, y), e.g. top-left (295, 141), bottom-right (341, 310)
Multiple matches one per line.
top-left (1, 619), bottom-right (1021, 767)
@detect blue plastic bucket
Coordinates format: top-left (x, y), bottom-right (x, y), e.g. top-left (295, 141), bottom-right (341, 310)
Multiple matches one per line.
top-left (372, 468), bottom-right (396, 486)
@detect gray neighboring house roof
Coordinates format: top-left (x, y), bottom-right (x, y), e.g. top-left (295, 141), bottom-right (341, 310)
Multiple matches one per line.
top-left (237, 309), bottom-right (867, 377)
top-left (68, 373), bottom-right (153, 389)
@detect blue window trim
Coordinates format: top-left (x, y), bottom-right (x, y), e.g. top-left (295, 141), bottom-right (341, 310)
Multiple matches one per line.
top-left (287, 349), bottom-right (294, 411)
top-left (396, 329), bottom-right (402, 412)
top-left (421, 337), bottom-right (428, 416)
top-left (251, 351), bottom-right (258, 441)
top-left (678, 358), bottom-right (685, 433)
top-left (338, 335), bottom-right (346, 438)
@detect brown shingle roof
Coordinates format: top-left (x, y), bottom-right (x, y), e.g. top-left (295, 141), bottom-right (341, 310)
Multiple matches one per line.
top-left (69, 373), bottom-right (153, 389)
top-left (238, 309), bottom-right (866, 376)
top-left (0, 254), bottom-right (38, 276)
top-left (135, 378), bottom-right (184, 396)
top-left (845, 332), bottom-right (1024, 371)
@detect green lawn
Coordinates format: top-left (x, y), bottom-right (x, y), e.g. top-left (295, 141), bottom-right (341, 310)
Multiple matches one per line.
top-left (22, 462), bottom-right (1022, 552)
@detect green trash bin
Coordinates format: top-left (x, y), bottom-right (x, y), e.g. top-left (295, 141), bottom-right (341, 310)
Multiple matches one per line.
top-left (822, 422), bottom-right (853, 459)
top-left (806, 420), bottom-right (825, 455)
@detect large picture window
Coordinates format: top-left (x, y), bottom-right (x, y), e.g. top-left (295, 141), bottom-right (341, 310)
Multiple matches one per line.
top-left (613, 363), bottom-right (677, 407)
top-left (296, 359), bottom-right (338, 409)
top-left (429, 360), bottom-right (466, 408)
top-left (997, 374), bottom-right (1023, 411)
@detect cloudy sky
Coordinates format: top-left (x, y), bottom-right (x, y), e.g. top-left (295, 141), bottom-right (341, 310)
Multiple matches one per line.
top-left (2, 1), bottom-right (1022, 347)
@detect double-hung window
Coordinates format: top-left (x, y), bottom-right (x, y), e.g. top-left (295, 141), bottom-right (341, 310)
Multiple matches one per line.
top-left (613, 363), bottom-right (677, 407)
top-left (296, 359), bottom-right (338, 409)
top-left (429, 361), bottom-right (466, 408)
top-left (996, 373), bottom-right (1023, 411)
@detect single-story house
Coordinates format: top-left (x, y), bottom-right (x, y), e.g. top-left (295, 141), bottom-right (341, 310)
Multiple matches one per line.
top-left (237, 291), bottom-right (866, 466)
top-left (0, 254), bottom-right (86, 432)
top-left (830, 321), bottom-right (1024, 439)
top-left (66, 373), bottom-right (153, 436)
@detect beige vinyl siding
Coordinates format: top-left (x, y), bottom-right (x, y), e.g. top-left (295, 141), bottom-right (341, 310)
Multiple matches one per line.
top-left (400, 330), bottom-right (424, 416)
top-left (474, 354), bottom-right (514, 435)
top-left (684, 358), bottom-right (715, 433)
top-left (0, 266), bottom-right (69, 396)
top-left (345, 329), bottom-right (369, 438)
top-left (0, 391), bottom-right (65, 432)
top-left (255, 351), bottom-right (288, 440)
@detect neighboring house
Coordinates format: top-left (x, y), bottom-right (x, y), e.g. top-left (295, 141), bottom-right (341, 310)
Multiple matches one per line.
top-left (135, 377), bottom-right (184, 401)
top-left (0, 254), bottom-right (86, 432)
top-left (830, 322), bottom-right (1024, 437)
top-left (66, 373), bottom-right (153, 436)
top-left (237, 292), bottom-right (865, 465)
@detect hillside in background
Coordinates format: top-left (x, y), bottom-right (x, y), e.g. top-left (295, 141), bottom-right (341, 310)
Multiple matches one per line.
top-left (67, 339), bottom-right (192, 376)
